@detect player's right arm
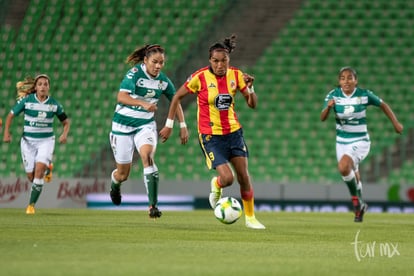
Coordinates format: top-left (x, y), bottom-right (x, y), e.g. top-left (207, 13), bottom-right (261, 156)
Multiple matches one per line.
top-left (117, 91), bottom-right (157, 112)
top-left (3, 112), bottom-right (15, 142)
top-left (320, 92), bottom-right (335, 121)
top-left (117, 67), bottom-right (157, 112)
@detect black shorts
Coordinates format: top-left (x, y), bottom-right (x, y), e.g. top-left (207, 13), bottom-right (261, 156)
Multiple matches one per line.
top-left (198, 128), bottom-right (249, 170)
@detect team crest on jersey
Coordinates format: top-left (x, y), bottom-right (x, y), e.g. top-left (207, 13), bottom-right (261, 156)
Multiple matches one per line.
top-left (230, 80), bottom-right (236, 90)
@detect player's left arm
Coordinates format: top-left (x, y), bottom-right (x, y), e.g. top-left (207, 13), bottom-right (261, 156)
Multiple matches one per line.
top-left (164, 80), bottom-right (189, 145)
top-left (159, 85), bottom-right (189, 143)
top-left (241, 72), bottom-right (257, 109)
top-left (57, 113), bottom-right (70, 144)
top-left (2, 112), bottom-right (15, 142)
top-left (175, 103), bottom-right (189, 145)
top-left (380, 101), bottom-right (403, 134)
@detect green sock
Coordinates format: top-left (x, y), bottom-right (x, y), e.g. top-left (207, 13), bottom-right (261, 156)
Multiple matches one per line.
top-left (29, 184), bottom-right (43, 205)
top-left (144, 171), bottom-right (159, 206)
top-left (111, 182), bottom-right (121, 191)
top-left (343, 173), bottom-right (358, 197)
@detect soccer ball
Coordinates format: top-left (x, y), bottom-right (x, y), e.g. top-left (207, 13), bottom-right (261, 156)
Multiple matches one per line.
top-left (214, 197), bottom-right (243, 224)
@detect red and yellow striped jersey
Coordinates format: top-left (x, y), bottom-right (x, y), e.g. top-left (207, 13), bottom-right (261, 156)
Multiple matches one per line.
top-left (185, 66), bottom-right (248, 135)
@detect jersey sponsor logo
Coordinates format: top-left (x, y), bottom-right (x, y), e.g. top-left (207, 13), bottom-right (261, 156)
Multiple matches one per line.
top-left (214, 94), bottom-right (233, 110)
top-left (25, 102), bottom-right (58, 112)
top-left (145, 89), bottom-right (156, 98)
top-left (343, 105), bottom-right (355, 115)
top-left (137, 78), bottom-right (168, 90)
top-left (38, 111), bottom-right (47, 119)
top-left (29, 121), bottom-right (48, 127)
top-left (334, 96), bottom-right (368, 105)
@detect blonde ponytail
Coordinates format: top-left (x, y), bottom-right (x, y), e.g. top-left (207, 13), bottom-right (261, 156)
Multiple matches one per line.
top-left (16, 76), bottom-right (35, 100)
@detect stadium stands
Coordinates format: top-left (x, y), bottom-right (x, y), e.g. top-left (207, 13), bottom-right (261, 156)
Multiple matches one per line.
top-left (0, 0), bottom-right (229, 178)
top-left (0, 0), bottom-right (412, 185)
top-left (243, 0), bottom-right (413, 183)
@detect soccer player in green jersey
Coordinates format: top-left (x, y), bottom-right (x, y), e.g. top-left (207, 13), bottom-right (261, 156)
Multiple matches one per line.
top-left (3, 74), bottom-right (70, 214)
top-left (321, 67), bottom-right (403, 222)
top-left (109, 44), bottom-right (188, 219)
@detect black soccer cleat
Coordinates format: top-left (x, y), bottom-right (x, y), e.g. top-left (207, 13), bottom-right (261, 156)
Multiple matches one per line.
top-left (110, 189), bottom-right (122, 206)
top-left (149, 205), bottom-right (162, 219)
top-left (354, 202), bottom-right (368, 223)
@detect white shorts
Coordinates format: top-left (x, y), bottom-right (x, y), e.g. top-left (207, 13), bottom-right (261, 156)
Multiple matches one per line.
top-left (109, 124), bottom-right (157, 164)
top-left (21, 136), bottom-right (55, 173)
top-left (336, 140), bottom-right (370, 172)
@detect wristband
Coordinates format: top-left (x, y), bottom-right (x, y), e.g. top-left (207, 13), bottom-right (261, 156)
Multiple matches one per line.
top-left (165, 118), bottom-right (174, 128)
top-left (180, 122), bottom-right (187, 128)
top-left (247, 85), bottom-right (255, 94)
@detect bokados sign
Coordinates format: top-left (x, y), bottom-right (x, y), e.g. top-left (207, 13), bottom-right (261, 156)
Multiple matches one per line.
top-left (0, 178), bottom-right (106, 208)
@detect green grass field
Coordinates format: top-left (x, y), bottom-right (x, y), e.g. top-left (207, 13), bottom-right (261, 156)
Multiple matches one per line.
top-left (0, 209), bottom-right (413, 276)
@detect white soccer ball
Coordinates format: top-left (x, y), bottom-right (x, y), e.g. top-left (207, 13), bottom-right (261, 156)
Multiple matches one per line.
top-left (214, 197), bottom-right (243, 224)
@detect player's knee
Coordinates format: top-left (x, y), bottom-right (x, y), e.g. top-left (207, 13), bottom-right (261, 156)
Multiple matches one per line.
top-left (337, 162), bottom-right (352, 176)
top-left (220, 174), bottom-right (234, 187)
top-left (116, 171), bottom-right (129, 182)
top-left (27, 174), bottom-right (34, 182)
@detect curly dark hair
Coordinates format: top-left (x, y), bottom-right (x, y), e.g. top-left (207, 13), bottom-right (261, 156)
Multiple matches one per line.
top-left (209, 34), bottom-right (237, 58)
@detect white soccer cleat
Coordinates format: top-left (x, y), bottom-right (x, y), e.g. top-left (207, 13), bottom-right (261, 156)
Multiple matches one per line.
top-left (209, 177), bottom-right (222, 209)
top-left (245, 215), bottom-right (266, 229)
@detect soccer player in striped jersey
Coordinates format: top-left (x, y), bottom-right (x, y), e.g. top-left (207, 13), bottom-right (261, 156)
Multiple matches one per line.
top-left (3, 74), bottom-right (70, 214)
top-left (160, 34), bottom-right (265, 229)
top-left (109, 44), bottom-right (188, 219)
top-left (321, 67), bottom-right (403, 222)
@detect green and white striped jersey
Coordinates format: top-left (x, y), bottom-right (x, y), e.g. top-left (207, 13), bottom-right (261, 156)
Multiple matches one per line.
top-left (111, 64), bottom-right (176, 135)
top-left (11, 93), bottom-right (66, 139)
top-left (323, 87), bottom-right (382, 144)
